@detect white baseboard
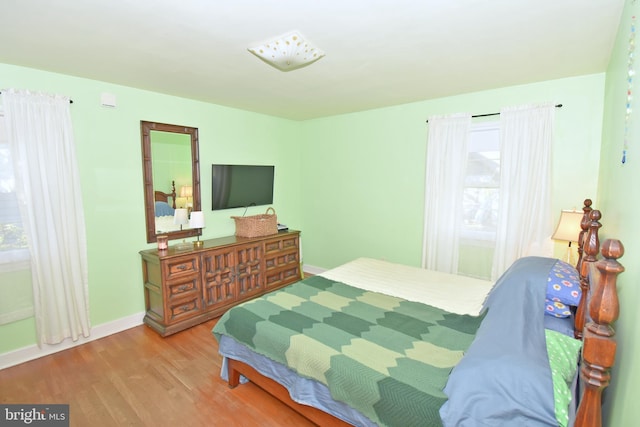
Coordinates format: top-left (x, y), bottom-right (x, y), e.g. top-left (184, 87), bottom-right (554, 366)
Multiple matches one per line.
top-left (303, 264), bottom-right (327, 276)
top-left (0, 311), bottom-right (145, 370)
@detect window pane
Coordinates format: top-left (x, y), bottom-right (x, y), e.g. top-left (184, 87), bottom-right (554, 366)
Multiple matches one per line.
top-left (463, 187), bottom-right (499, 230)
top-left (0, 120), bottom-right (28, 254)
top-left (462, 123), bottom-right (500, 239)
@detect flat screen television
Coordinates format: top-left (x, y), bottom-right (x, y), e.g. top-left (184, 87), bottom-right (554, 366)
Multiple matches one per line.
top-left (211, 164), bottom-right (275, 210)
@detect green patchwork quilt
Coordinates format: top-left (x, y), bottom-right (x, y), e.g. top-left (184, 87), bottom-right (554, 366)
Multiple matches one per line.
top-left (213, 275), bottom-right (486, 427)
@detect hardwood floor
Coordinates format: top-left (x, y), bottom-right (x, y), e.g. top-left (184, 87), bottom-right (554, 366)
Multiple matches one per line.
top-left (0, 318), bottom-right (316, 427)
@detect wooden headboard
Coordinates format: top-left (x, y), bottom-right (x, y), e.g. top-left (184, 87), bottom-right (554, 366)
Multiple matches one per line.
top-left (574, 199), bottom-right (625, 427)
top-left (154, 180), bottom-right (177, 209)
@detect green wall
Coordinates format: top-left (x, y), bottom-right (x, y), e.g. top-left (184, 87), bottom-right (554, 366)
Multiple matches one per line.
top-left (0, 63), bottom-right (302, 353)
top-left (299, 74), bottom-right (605, 269)
top-left (598, 0), bottom-right (640, 424)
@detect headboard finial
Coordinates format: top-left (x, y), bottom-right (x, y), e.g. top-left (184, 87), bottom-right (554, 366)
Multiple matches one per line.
top-left (584, 210), bottom-right (602, 261)
top-left (576, 238), bottom-right (624, 427)
top-left (575, 205), bottom-right (600, 340)
top-left (588, 239), bottom-right (624, 332)
top-left (601, 238), bottom-right (624, 260)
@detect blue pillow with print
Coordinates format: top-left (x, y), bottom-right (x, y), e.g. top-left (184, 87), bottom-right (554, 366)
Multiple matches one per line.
top-left (545, 260), bottom-right (581, 318)
top-left (545, 297), bottom-right (573, 318)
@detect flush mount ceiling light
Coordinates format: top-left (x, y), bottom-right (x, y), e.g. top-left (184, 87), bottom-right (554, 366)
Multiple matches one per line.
top-left (248, 31), bottom-right (325, 72)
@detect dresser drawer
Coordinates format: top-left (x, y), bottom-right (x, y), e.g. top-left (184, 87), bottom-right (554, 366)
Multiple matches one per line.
top-left (264, 235), bottom-right (299, 254)
top-left (167, 295), bottom-right (202, 323)
top-left (265, 264), bottom-right (301, 289)
top-left (265, 251), bottom-right (298, 271)
top-left (164, 255), bottom-right (200, 280)
top-left (167, 276), bottom-right (200, 300)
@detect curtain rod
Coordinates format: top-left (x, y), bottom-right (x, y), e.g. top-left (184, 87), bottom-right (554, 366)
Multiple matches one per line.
top-left (0, 91), bottom-right (73, 103)
top-left (425, 103), bottom-right (562, 123)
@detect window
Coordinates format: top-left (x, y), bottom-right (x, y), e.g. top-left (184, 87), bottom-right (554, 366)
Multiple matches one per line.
top-left (0, 114), bottom-right (30, 271)
top-left (0, 112), bottom-right (33, 325)
top-left (461, 122), bottom-right (500, 245)
top-left (424, 104), bottom-right (554, 281)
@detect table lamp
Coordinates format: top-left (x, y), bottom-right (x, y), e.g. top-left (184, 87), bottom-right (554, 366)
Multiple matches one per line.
top-left (551, 210), bottom-right (583, 264)
top-left (173, 208), bottom-right (192, 250)
top-left (180, 185), bottom-right (193, 213)
top-left (173, 208), bottom-right (189, 230)
top-left (189, 211), bottom-right (206, 248)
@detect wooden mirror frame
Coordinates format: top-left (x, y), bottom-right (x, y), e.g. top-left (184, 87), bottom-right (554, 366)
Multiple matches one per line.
top-left (141, 121), bottom-right (201, 243)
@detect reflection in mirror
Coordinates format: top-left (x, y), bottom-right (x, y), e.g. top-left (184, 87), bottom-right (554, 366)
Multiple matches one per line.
top-left (141, 121), bottom-right (201, 243)
top-left (151, 131), bottom-right (190, 234)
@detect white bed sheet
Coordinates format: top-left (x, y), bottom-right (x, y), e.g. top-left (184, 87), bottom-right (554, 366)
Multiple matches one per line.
top-left (319, 257), bottom-right (494, 316)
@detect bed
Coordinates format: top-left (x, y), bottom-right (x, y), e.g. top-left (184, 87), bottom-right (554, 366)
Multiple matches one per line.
top-left (154, 180), bottom-right (179, 234)
top-left (212, 200), bottom-right (624, 427)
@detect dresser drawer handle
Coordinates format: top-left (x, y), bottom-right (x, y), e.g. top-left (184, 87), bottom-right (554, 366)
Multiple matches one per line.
top-left (177, 285), bottom-right (189, 292)
top-left (176, 264), bottom-right (188, 271)
top-left (180, 304), bottom-right (190, 313)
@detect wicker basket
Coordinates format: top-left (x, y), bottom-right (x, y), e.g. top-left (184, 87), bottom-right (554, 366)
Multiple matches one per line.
top-left (232, 207), bottom-right (278, 238)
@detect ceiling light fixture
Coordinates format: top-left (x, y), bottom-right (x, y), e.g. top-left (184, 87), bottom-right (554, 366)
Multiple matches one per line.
top-left (248, 31), bottom-right (325, 72)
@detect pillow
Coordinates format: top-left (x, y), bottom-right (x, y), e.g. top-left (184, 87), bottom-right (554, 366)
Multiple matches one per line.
top-left (546, 260), bottom-right (581, 312)
top-left (545, 298), bottom-right (573, 318)
top-left (545, 329), bottom-right (582, 427)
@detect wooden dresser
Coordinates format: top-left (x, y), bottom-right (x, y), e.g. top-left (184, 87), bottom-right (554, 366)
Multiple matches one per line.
top-left (139, 230), bottom-right (301, 336)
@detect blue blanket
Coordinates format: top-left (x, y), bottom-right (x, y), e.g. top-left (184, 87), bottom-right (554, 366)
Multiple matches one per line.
top-left (440, 256), bottom-right (558, 426)
top-left (154, 201), bottom-right (174, 217)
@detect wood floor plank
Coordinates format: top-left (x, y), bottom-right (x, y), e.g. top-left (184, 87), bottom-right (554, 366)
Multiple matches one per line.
top-left (0, 318), bottom-right (317, 427)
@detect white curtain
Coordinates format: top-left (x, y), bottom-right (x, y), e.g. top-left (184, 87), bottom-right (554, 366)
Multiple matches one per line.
top-left (491, 103), bottom-right (555, 279)
top-left (422, 113), bottom-right (471, 273)
top-left (3, 89), bottom-right (90, 345)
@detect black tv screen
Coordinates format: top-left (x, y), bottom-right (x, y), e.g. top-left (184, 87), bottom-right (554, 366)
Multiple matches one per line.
top-left (211, 164), bottom-right (274, 210)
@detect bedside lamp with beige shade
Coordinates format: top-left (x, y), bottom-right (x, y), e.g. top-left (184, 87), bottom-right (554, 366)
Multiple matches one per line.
top-left (551, 210), bottom-right (583, 264)
top-left (180, 185), bottom-right (193, 213)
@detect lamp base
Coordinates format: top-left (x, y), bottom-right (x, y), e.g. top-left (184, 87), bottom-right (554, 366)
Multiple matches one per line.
top-left (564, 242), bottom-right (576, 266)
top-left (193, 240), bottom-right (204, 248)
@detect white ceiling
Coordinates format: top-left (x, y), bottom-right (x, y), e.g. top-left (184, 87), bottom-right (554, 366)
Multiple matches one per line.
top-left (0, 0), bottom-right (625, 120)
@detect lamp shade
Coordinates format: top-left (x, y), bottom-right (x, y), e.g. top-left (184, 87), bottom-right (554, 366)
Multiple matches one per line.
top-left (180, 185), bottom-right (193, 198)
top-left (173, 208), bottom-right (189, 226)
top-left (189, 211), bottom-right (205, 229)
top-left (551, 210), bottom-right (583, 242)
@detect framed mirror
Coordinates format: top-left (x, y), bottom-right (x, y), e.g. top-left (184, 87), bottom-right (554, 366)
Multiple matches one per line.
top-left (141, 121), bottom-right (201, 243)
